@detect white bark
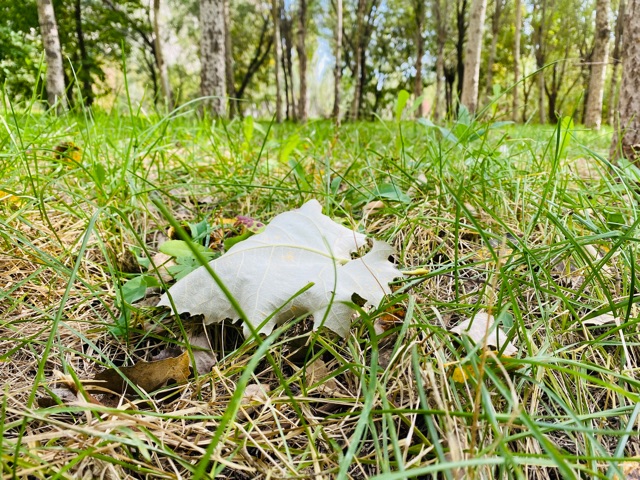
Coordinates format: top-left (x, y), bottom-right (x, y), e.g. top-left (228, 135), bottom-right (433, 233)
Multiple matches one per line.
top-left (200, 0), bottom-right (226, 116)
top-left (273, 0), bottom-right (283, 123)
top-left (512, 0), bottom-right (522, 121)
top-left (611, 0), bottom-right (640, 162)
top-left (36, 0), bottom-right (67, 113)
top-left (333, 0), bottom-right (343, 123)
top-left (153, 0), bottom-right (173, 110)
top-left (584, 0), bottom-right (611, 129)
top-left (460, 0), bottom-right (488, 114)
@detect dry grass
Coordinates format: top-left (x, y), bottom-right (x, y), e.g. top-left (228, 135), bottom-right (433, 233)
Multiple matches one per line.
top-left (1, 116), bottom-right (639, 479)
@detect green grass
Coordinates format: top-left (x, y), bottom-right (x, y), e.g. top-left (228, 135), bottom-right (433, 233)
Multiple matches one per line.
top-left (2, 102), bottom-right (640, 479)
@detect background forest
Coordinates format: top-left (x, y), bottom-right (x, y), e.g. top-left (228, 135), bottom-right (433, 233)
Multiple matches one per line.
top-left (0, 0), bottom-right (623, 126)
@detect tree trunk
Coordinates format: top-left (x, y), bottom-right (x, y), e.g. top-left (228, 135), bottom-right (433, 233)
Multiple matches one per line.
top-left (512, 0), bottom-right (521, 121)
top-left (74, 0), bottom-right (93, 107)
top-left (610, 0), bottom-right (640, 163)
top-left (433, 0), bottom-right (448, 121)
top-left (608, 0), bottom-right (625, 126)
top-left (200, 0), bottom-right (226, 116)
top-left (460, 0), bottom-right (487, 114)
top-left (351, 0), bottom-right (366, 121)
top-left (455, 0), bottom-right (468, 102)
top-left (333, 0), bottom-right (343, 124)
top-left (36, 0), bottom-right (67, 113)
top-left (223, 0), bottom-right (236, 117)
top-left (484, 0), bottom-right (504, 103)
top-left (413, 0), bottom-right (426, 117)
top-left (584, 0), bottom-right (611, 129)
top-left (296, 0), bottom-right (308, 122)
top-left (534, 0), bottom-right (547, 124)
top-left (153, 0), bottom-right (173, 109)
top-left (281, 14), bottom-right (296, 120)
top-left (272, 0), bottom-right (283, 123)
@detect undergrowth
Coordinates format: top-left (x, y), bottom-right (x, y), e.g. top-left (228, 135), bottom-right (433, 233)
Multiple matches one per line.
top-left (1, 102), bottom-right (639, 479)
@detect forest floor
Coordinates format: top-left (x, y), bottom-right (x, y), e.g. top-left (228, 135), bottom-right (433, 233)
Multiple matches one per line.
top-left (1, 109), bottom-right (639, 479)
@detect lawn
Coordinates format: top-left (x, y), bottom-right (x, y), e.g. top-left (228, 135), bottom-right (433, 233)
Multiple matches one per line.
top-left (1, 107), bottom-right (639, 479)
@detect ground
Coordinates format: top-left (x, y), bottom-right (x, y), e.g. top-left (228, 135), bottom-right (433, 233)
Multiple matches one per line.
top-left (1, 113), bottom-right (639, 479)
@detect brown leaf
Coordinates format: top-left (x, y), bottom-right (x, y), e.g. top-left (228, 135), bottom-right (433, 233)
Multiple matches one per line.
top-left (187, 331), bottom-right (217, 375)
top-left (89, 351), bottom-right (190, 394)
top-left (39, 371), bottom-right (102, 407)
top-left (304, 358), bottom-right (338, 394)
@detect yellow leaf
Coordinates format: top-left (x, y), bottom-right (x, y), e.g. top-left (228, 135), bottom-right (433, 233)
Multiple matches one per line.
top-left (54, 142), bottom-right (82, 164)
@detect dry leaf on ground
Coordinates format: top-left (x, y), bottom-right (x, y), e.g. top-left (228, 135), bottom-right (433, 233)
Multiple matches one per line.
top-left (581, 313), bottom-right (620, 326)
top-left (304, 358), bottom-right (338, 394)
top-left (159, 200), bottom-right (402, 338)
top-left (187, 331), bottom-right (217, 375)
top-left (451, 311), bottom-right (517, 356)
top-left (88, 351), bottom-right (191, 394)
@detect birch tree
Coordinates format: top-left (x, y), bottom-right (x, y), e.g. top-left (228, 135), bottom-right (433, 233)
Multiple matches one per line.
top-left (36, 0), bottom-right (67, 113)
top-left (200, 0), bottom-right (226, 116)
top-left (333, 0), bottom-right (343, 124)
top-left (412, 0), bottom-right (426, 117)
top-left (272, 0), bottom-right (283, 123)
top-left (608, 0), bottom-right (625, 125)
top-left (433, 0), bottom-right (449, 121)
top-left (296, 0), bottom-right (308, 122)
top-left (460, 0), bottom-right (488, 114)
top-left (512, 0), bottom-right (522, 121)
top-left (484, 0), bottom-right (505, 103)
top-left (610, 0), bottom-right (640, 163)
top-left (153, 0), bottom-right (173, 109)
top-left (584, 0), bottom-right (610, 129)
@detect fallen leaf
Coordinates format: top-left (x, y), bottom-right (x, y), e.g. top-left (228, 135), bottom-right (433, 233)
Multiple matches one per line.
top-left (89, 351), bottom-right (191, 394)
top-left (451, 311), bottom-right (517, 356)
top-left (363, 200), bottom-right (385, 216)
top-left (582, 313), bottom-right (620, 326)
top-left (0, 190), bottom-right (21, 204)
top-left (187, 331), bottom-right (217, 375)
top-left (39, 370), bottom-right (101, 407)
top-left (238, 383), bottom-right (271, 418)
top-left (613, 461), bottom-right (640, 480)
top-left (304, 358), bottom-right (338, 394)
top-left (403, 267), bottom-right (429, 276)
top-left (159, 200), bottom-right (402, 338)
top-left (54, 142), bottom-right (82, 164)
top-left (149, 251), bottom-right (176, 283)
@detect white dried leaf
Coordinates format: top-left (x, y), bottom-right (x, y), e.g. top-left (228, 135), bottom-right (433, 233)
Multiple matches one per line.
top-left (582, 313), bottom-right (620, 326)
top-left (158, 200), bottom-right (401, 338)
top-left (451, 311), bottom-right (517, 356)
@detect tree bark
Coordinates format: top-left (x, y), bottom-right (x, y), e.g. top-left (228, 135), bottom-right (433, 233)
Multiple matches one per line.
top-left (534, 0), bottom-right (547, 124)
top-left (512, 0), bottom-right (521, 121)
top-left (333, 0), bottom-right (343, 124)
top-left (74, 0), bottom-right (93, 107)
top-left (610, 0), bottom-right (640, 163)
top-left (433, 0), bottom-right (448, 121)
top-left (413, 0), bottom-right (426, 117)
top-left (460, 0), bottom-right (488, 114)
top-left (350, 0), bottom-right (366, 120)
top-left (223, 0), bottom-right (236, 117)
top-left (584, 0), bottom-right (611, 129)
top-left (153, 0), bottom-right (173, 109)
top-left (607, 0), bottom-right (625, 126)
top-left (484, 0), bottom-right (504, 103)
top-left (455, 0), bottom-right (468, 102)
top-left (36, 0), bottom-right (67, 113)
top-left (200, 0), bottom-right (226, 116)
top-left (272, 0), bottom-right (283, 122)
top-left (296, 0), bottom-right (308, 122)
